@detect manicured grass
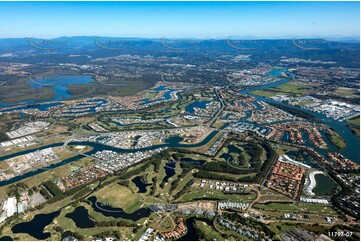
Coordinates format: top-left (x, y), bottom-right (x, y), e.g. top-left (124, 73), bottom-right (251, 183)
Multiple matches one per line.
top-left (157, 216), bottom-right (175, 232)
top-left (157, 162), bottom-right (183, 201)
top-left (254, 202), bottom-right (296, 212)
top-left (254, 201), bottom-right (336, 216)
top-left (91, 183), bottom-right (143, 213)
top-left (53, 205), bottom-right (134, 240)
top-left (269, 82), bottom-right (312, 95)
top-left (170, 170), bottom-right (195, 198)
top-left (250, 82), bottom-right (312, 98)
top-left (326, 131), bottom-right (346, 149)
top-left (297, 101), bottom-right (314, 107)
top-left (295, 202), bottom-right (337, 215)
top-left (249, 90), bottom-right (275, 98)
top-left (347, 117), bottom-right (360, 127)
top-left (194, 220), bottom-right (225, 241)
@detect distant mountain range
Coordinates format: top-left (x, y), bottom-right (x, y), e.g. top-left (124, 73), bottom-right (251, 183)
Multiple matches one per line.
top-left (0, 36), bottom-right (359, 48)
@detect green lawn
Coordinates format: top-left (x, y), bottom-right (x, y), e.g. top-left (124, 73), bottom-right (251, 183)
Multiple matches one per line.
top-left (250, 82), bottom-right (312, 98)
top-left (270, 82), bottom-right (312, 94)
top-left (90, 183), bottom-right (143, 213)
top-left (194, 220), bottom-right (225, 241)
top-left (335, 88), bottom-right (359, 98)
top-left (326, 131), bottom-right (346, 149)
top-left (347, 117), bottom-right (360, 127)
top-left (254, 202), bottom-right (296, 211)
top-left (249, 90), bottom-right (275, 98)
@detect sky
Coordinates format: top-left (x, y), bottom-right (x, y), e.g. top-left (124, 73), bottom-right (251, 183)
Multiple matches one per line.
top-left (0, 1), bottom-right (359, 39)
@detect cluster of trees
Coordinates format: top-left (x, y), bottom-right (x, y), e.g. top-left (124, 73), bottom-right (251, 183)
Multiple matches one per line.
top-left (204, 162), bottom-right (254, 174)
top-left (328, 170), bottom-right (359, 218)
top-left (43, 180), bottom-right (63, 197)
top-left (94, 219), bottom-right (136, 228)
top-left (173, 179), bottom-right (194, 200)
top-left (72, 187), bottom-right (91, 200)
top-left (92, 230), bottom-right (122, 240)
top-left (243, 142), bottom-right (263, 164)
top-left (0, 132), bottom-right (8, 142)
top-left (194, 141), bottom-right (277, 184)
top-left (194, 170), bottom-right (239, 182)
top-left (40, 181), bottom-right (91, 203)
top-left (119, 150), bottom-right (167, 180)
top-left (246, 142), bottom-right (277, 183)
top-left (117, 180), bottom-right (130, 187)
top-left (170, 169), bottom-right (190, 192)
top-left (6, 182), bottom-right (29, 200)
top-left (328, 224), bottom-right (360, 241)
top-left (39, 186), bottom-right (53, 200)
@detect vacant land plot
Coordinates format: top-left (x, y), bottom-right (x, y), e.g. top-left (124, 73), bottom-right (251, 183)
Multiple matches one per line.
top-left (250, 82), bottom-right (312, 97)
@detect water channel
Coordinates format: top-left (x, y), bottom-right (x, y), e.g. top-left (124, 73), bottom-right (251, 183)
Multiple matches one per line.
top-left (0, 69), bottom-right (359, 188)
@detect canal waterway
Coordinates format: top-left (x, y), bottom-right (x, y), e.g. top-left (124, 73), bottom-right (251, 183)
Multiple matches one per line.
top-left (0, 68), bottom-right (358, 188)
top-left (239, 70), bottom-right (359, 164)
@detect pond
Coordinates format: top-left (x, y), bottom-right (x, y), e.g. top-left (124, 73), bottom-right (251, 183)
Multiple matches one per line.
top-left (61, 231), bottom-right (75, 240)
top-left (11, 210), bottom-right (60, 240)
top-left (177, 217), bottom-right (214, 241)
top-left (313, 174), bottom-right (336, 196)
top-left (220, 144), bottom-right (242, 161)
top-left (163, 161), bottom-right (176, 183)
top-left (185, 101), bottom-right (211, 114)
top-left (65, 206), bottom-right (95, 228)
top-left (165, 136), bottom-right (184, 145)
top-left (132, 176), bottom-right (152, 193)
top-left (0, 236), bottom-right (13, 241)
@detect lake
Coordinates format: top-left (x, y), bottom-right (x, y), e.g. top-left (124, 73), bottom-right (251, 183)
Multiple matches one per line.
top-left (11, 210), bottom-right (60, 240)
top-left (132, 176), bottom-right (151, 193)
top-left (0, 75), bottom-right (93, 108)
top-left (177, 217), bottom-right (213, 241)
top-left (313, 174), bottom-right (336, 196)
top-left (65, 206), bottom-right (95, 228)
top-left (163, 161), bottom-right (176, 183)
top-left (185, 100), bottom-right (211, 114)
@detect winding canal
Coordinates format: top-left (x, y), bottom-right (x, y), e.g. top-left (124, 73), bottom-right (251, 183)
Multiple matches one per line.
top-left (238, 70), bottom-right (359, 164)
top-left (0, 69), bottom-right (359, 187)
